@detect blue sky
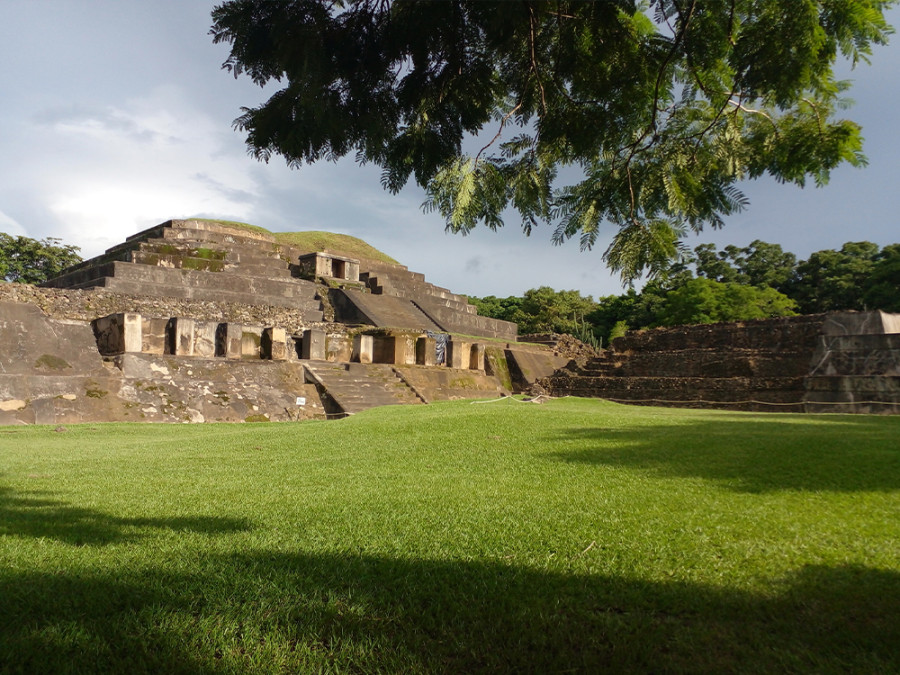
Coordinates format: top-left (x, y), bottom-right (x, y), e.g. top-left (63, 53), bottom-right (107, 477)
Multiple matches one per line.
top-left (1, 1), bottom-right (898, 298)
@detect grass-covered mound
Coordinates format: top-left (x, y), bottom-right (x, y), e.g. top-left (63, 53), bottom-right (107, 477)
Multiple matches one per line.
top-left (1, 398), bottom-right (898, 672)
top-left (189, 218), bottom-right (399, 264)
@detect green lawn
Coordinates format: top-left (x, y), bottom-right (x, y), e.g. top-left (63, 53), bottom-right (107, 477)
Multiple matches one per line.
top-left (1, 398), bottom-right (898, 673)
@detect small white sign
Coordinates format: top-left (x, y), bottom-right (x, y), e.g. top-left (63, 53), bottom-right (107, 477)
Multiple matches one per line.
top-left (296, 397), bottom-right (306, 406)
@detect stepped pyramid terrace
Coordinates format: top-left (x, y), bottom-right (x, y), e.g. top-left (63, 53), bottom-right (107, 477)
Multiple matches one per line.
top-left (0, 219), bottom-right (567, 424)
top-left (0, 218), bottom-right (897, 425)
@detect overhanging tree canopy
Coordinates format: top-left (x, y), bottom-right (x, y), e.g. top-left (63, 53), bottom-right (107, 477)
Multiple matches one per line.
top-left (211, 0), bottom-right (894, 281)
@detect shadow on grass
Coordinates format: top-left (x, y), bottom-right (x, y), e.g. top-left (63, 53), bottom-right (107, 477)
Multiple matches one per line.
top-left (1, 548), bottom-right (898, 673)
top-left (0, 486), bottom-right (251, 546)
top-left (549, 415), bottom-right (900, 493)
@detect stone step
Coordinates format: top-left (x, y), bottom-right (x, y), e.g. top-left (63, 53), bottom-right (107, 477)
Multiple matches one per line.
top-left (362, 270), bottom-right (425, 284)
top-left (376, 285), bottom-right (476, 314)
top-left (304, 362), bottom-right (423, 415)
top-left (572, 351), bottom-right (812, 379)
top-left (125, 219), bottom-right (277, 247)
top-left (414, 298), bottom-right (518, 340)
top-left (87, 277), bottom-right (324, 318)
top-left (44, 260), bottom-right (310, 298)
top-left (542, 375), bottom-right (806, 411)
top-left (151, 224), bottom-right (284, 254)
top-left (365, 274), bottom-right (472, 309)
top-left (333, 289), bottom-right (443, 332)
top-left (46, 226), bottom-right (292, 286)
top-left (46, 240), bottom-right (141, 279)
top-left (611, 318), bottom-right (824, 353)
top-left (137, 239), bottom-right (287, 266)
top-left (110, 261), bottom-right (316, 297)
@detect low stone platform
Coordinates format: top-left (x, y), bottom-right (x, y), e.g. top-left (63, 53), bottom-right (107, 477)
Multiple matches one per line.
top-left (539, 312), bottom-right (900, 414)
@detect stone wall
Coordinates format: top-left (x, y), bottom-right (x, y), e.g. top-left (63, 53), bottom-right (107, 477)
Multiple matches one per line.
top-left (804, 311), bottom-right (900, 413)
top-left (539, 312), bottom-right (900, 414)
top-left (0, 282), bottom-right (327, 334)
top-left (0, 301), bottom-right (326, 424)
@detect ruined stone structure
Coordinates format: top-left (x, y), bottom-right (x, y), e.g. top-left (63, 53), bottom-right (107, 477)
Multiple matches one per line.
top-left (1, 218), bottom-right (896, 424)
top-left (1, 219), bottom-right (563, 424)
top-left (540, 311), bottom-right (900, 414)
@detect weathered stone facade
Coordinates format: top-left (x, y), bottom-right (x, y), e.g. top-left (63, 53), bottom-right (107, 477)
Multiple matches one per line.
top-left (1, 219), bottom-right (521, 424)
top-left (1, 218), bottom-right (896, 422)
top-left (539, 312), bottom-right (900, 414)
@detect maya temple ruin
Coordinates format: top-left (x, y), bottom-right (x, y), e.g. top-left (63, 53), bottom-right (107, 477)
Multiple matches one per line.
top-left (0, 218), bottom-right (898, 425)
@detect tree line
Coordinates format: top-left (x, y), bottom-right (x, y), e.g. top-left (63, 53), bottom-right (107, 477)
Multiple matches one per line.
top-left (3, 230), bottom-right (896, 347)
top-left (0, 233), bottom-right (82, 284)
top-left (470, 240), bottom-right (900, 347)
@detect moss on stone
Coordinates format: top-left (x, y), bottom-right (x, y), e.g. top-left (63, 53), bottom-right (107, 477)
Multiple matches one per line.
top-left (180, 257), bottom-right (225, 272)
top-left (191, 247), bottom-right (227, 261)
top-left (34, 354), bottom-right (70, 371)
top-left (485, 347), bottom-right (513, 391)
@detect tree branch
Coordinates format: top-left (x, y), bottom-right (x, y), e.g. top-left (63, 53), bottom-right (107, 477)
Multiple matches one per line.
top-left (475, 102), bottom-right (523, 165)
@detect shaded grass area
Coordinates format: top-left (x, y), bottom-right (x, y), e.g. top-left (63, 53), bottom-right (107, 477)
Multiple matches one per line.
top-left (0, 399), bottom-right (898, 673)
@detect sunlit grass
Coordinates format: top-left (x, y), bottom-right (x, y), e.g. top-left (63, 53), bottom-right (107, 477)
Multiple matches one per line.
top-left (185, 219), bottom-right (400, 264)
top-left (1, 398), bottom-right (898, 672)
top-left (273, 230), bottom-right (399, 264)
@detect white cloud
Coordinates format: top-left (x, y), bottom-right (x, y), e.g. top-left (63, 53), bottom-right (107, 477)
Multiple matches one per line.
top-left (0, 210), bottom-right (27, 237)
top-left (22, 85), bottom-right (265, 256)
top-left (0, 1), bottom-right (897, 298)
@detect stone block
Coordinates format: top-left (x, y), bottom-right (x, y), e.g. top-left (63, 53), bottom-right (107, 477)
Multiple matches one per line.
top-left (286, 335), bottom-right (302, 361)
top-left (469, 343), bottom-right (485, 371)
top-left (370, 333), bottom-right (418, 365)
top-left (141, 317), bottom-right (168, 355)
top-left (326, 334), bottom-right (352, 362)
top-left (447, 340), bottom-right (470, 369)
top-left (169, 318), bottom-right (195, 356)
top-left (372, 335), bottom-right (394, 364)
top-left (302, 329), bottom-right (326, 360)
top-left (194, 321), bottom-right (217, 358)
top-left (216, 323), bottom-right (243, 359)
top-left (262, 327), bottom-right (288, 360)
top-left (416, 336), bottom-right (436, 366)
top-left (393, 334), bottom-right (416, 366)
top-left (353, 334), bottom-right (374, 364)
top-left (241, 326), bottom-right (263, 359)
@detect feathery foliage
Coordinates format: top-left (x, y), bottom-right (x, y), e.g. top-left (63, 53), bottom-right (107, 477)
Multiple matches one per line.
top-left (212, 0), bottom-right (893, 280)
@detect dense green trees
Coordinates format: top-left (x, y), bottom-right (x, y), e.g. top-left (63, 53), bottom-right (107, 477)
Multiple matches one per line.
top-left (787, 241), bottom-right (884, 312)
top-left (864, 245), bottom-right (900, 312)
top-left (471, 240), bottom-right (899, 344)
top-left (211, 0), bottom-right (893, 280)
top-left (655, 278), bottom-right (797, 326)
top-left (0, 233), bottom-right (82, 284)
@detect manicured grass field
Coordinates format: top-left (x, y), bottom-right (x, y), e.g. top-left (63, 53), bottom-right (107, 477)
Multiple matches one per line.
top-left (1, 398), bottom-right (898, 673)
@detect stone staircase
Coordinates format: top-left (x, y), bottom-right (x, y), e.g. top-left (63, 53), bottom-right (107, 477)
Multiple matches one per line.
top-left (332, 288), bottom-right (443, 332)
top-left (42, 220), bottom-right (324, 320)
top-left (345, 261), bottom-right (517, 340)
top-left (540, 316), bottom-right (826, 411)
top-left (304, 361), bottom-right (424, 416)
top-left (361, 268), bottom-right (476, 314)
